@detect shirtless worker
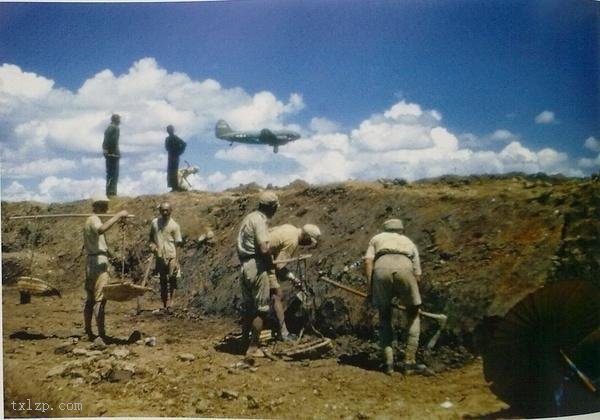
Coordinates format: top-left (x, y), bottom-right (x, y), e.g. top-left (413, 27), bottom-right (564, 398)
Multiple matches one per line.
top-left (149, 202), bottom-right (183, 313)
top-left (83, 194), bottom-right (129, 342)
top-left (364, 219), bottom-right (427, 375)
top-left (268, 223), bottom-right (321, 341)
top-left (236, 191), bottom-right (279, 357)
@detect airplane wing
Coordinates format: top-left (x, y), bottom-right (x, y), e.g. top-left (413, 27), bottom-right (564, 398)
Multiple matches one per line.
top-left (259, 128), bottom-right (277, 143)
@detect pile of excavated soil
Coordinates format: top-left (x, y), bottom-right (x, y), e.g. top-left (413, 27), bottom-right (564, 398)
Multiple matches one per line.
top-left (3, 174), bottom-right (599, 417)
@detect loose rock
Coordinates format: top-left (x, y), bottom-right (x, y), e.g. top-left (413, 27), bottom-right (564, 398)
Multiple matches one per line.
top-left (177, 353), bottom-right (196, 362)
top-left (54, 342), bottom-right (75, 354)
top-left (108, 368), bottom-right (133, 383)
top-left (111, 348), bottom-right (130, 359)
top-left (220, 389), bottom-right (239, 400)
top-left (440, 400), bottom-right (454, 409)
top-left (47, 365), bottom-right (67, 378)
top-left (69, 368), bottom-right (86, 378)
top-left (247, 395), bottom-right (259, 409)
top-left (195, 399), bottom-right (210, 414)
top-left (89, 337), bottom-right (107, 350)
top-left (72, 348), bottom-right (89, 356)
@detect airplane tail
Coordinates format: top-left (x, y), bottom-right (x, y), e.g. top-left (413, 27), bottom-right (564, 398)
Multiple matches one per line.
top-left (215, 119), bottom-right (232, 138)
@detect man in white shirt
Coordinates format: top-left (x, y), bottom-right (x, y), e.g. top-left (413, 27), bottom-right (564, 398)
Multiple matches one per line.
top-left (149, 202), bottom-right (183, 313)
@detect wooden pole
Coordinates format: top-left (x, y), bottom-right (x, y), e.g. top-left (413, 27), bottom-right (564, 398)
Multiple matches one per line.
top-left (273, 254), bottom-right (312, 264)
top-left (9, 214), bottom-right (135, 220)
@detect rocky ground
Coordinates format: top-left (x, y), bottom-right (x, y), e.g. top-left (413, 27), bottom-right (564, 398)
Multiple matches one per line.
top-left (2, 287), bottom-right (507, 418)
top-left (2, 174), bottom-right (599, 417)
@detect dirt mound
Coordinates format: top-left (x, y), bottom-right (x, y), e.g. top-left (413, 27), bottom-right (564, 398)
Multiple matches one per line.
top-left (3, 176), bottom-right (599, 354)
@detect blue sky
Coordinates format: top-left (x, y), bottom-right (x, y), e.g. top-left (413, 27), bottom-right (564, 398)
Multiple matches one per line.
top-left (1, 0), bottom-right (598, 202)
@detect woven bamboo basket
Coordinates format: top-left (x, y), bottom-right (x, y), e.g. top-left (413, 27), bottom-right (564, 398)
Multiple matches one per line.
top-left (17, 276), bottom-right (61, 297)
top-left (103, 282), bottom-right (153, 302)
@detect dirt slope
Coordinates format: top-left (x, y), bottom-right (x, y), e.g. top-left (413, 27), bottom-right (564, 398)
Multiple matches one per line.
top-left (3, 176), bottom-right (598, 336)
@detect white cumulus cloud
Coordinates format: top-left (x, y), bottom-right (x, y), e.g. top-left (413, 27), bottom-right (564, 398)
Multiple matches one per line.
top-left (1, 157), bottom-right (78, 179)
top-left (535, 110), bottom-right (556, 124)
top-left (309, 117), bottom-right (340, 134)
top-left (584, 136), bottom-right (600, 153)
top-left (579, 136), bottom-right (600, 170)
top-left (491, 129), bottom-right (517, 141)
top-left (0, 64), bottom-right (54, 99)
top-left (215, 145), bottom-right (271, 163)
top-left (0, 60), bottom-right (587, 203)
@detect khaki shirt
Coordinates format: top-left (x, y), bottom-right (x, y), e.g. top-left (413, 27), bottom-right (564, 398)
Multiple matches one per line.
top-left (237, 210), bottom-right (269, 259)
top-left (84, 215), bottom-right (108, 256)
top-left (150, 217), bottom-right (182, 260)
top-left (365, 232), bottom-right (422, 276)
top-left (269, 224), bottom-right (301, 265)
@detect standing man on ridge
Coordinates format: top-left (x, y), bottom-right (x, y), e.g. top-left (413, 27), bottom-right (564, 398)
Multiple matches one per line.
top-left (103, 114), bottom-right (121, 197)
top-left (165, 125), bottom-right (187, 192)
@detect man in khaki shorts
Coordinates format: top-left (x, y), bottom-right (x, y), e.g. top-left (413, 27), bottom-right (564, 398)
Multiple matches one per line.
top-left (149, 202), bottom-right (182, 313)
top-left (364, 218), bottom-right (425, 375)
top-left (269, 223), bottom-right (321, 341)
top-left (237, 191), bottom-right (279, 357)
top-left (83, 194), bottom-right (129, 341)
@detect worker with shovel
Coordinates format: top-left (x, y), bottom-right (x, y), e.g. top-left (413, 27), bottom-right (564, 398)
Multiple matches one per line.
top-left (149, 202), bottom-right (183, 314)
top-left (365, 218), bottom-right (426, 375)
top-left (236, 191), bottom-right (279, 358)
top-left (268, 223), bottom-right (321, 341)
top-left (83, 194), bottom-right (129, 342)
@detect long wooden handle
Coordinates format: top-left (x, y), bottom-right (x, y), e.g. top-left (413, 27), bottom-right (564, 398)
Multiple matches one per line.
top-left (273, 254), bottom-right (312, 264)
top-left (9, 213), bottom-right (135, 220)
top-left (319, 275), bottom-right (448, 323)
top-left (561, 349), bottom-right (597, 393)
top-left (140, 255), bottom-right (154, 287)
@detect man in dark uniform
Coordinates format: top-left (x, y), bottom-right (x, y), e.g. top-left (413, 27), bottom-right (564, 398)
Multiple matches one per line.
top-left (165, 125), bottom-right (187, 192)
top-left (102, 114), bottom-right (121, 197)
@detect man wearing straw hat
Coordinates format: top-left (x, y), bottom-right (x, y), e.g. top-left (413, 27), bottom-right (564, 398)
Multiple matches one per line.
top-left (268, 223), bottom-right (321, 341)
top-left (364, 218), bottom-right (426, 375)
top-left (83, 194), bottom-right (129, 341)
top-left (149, 202), bottom-right (182, 313)
top-left (236, 191), bottom-right (279, 357)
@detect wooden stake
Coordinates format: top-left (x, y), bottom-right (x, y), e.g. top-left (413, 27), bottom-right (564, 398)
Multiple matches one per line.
top-left (9, 213), bottom-right (135, 220)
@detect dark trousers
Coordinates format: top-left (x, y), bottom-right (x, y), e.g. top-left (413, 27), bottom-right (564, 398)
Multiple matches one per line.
top-left (105, 157), bottom-right (119, 196)
top-left (167, 156), bottom-right (180, 190)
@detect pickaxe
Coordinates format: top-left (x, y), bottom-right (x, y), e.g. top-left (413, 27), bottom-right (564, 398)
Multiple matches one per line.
top-left (318, 275), bottom-right (447, 349)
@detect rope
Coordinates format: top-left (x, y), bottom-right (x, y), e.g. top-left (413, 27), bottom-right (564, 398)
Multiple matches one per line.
top-left (27, 220), bottom-right (37, 276)
top-left (120, 221), bottom-right (127, 280)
